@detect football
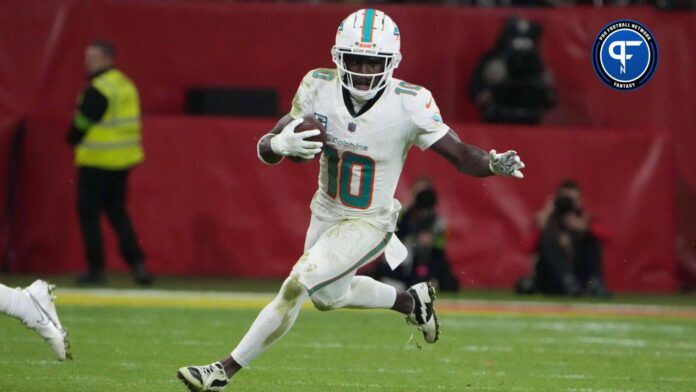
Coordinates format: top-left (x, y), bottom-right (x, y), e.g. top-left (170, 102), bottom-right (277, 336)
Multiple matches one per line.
top-left (288, 115), bottom-right (327, 162)
top-left (294, 115), bottom-right (327, 145)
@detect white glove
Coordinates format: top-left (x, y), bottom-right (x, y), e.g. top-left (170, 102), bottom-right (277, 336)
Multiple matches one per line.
top-left (270, 118), bottom-right (323, 160)
top-left (489, 149), bottom-right (525, 179)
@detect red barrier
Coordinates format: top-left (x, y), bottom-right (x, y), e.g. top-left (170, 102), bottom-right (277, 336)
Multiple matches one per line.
top-left (10, 115), bottom-right (676, 292)
top-left (1, 2), bottom-right (692, 128)
top-left (0, 2), bottom-right (691, 289)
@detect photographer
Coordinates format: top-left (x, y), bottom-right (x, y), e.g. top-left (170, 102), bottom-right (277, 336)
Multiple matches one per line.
top-left (373, 179), bottom-right (459, 292)
top-left (469, 16), bottom-right (556, 124)
top-left (516, 180), bottom-right (611, 297)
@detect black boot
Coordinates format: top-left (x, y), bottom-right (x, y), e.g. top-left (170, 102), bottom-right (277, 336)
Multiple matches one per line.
top-left (562, 274), bottom-right (582, 296)
top-left (131, 262), bottom-right (154, 285)
top-left (587, 278), bottom-right (612, 298)
top-left (76, 270), bottom-right (106, 285)
top-left (515, 276), bottom-right (538, 294)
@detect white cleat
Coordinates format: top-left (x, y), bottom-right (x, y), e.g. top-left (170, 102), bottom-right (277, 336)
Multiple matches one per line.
top-left (22, 280), bottom-right (71, 361)
top-left (405, 282), bottom-right (440, 343)
top-left (177, 362), bottom-right (229, 392)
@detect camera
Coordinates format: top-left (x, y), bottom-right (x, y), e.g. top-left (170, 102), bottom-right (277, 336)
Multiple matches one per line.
top-left (554, 195), bottom-right (577, 215)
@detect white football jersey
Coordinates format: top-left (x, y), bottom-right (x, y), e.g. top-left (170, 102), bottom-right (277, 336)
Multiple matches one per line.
top-left (290, 68), bottom-right (450, 232)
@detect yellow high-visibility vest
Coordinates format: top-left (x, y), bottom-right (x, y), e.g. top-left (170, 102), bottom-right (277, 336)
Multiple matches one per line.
top-left (75, 69), bottom-right (144, 169)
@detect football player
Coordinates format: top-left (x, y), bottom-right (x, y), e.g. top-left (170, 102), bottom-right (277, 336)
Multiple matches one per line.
top-left (178, 9), bottom-right (524, 391)
top-left (0, 280), bottom-right (70, 360)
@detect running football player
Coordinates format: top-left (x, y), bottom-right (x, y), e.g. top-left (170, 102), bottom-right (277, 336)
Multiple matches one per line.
top-left (178, 9), bottom-right (524, 391)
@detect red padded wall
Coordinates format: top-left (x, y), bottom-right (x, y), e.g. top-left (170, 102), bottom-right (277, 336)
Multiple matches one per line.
top-left (2, 2), bottom-right (693, 126)
top-left (10, 115), bottom-right (676, 292)
top-left (0, 1), bottom-right (692, 289)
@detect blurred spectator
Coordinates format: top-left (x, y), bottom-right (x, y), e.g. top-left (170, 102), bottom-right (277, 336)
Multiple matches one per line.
top-left (516, 180), bottom-right (611, 297)
top-left (468, 16), bottom-right (556, 124)
top-left (373, 178), bottom-right (459, 292)
top-left (66, 40), bottom-right (152, 285)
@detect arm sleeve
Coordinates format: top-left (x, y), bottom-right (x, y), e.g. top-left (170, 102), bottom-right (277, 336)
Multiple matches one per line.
top-left (80, 86), bottom-right (108, 122)
top-left (65, 124), bottom-right (84, 145)
top-left (409, 89), bottom-right (450, 151)
top-left (66, 87), bottom-right (108, 145)
top-left (289, 70), bottom-right (319, 120)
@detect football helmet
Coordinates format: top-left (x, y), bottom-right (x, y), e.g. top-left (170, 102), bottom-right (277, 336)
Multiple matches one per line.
top-left (331, 9), bottom-right (402, 99)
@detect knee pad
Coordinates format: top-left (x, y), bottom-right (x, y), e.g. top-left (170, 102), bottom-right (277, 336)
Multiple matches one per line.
top-left (282, 277), bottom-right (306, 304)
top-left (310, 290), bottom-right (343, 311)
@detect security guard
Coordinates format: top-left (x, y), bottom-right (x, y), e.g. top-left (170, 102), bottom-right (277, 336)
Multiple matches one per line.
top-left (66, 40), bottom-right (152, 285)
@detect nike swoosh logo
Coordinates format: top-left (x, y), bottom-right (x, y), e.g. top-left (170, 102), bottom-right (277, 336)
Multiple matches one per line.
top-left (27, 293), bottom-right (58, 327)
top-left (425, 98), bottom-right (433, 109)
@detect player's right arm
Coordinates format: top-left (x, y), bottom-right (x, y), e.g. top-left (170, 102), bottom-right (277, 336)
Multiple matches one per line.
top-left (257, 114), bottom-right (322, 164)
top-left (257, 70), bottom-right (325, 165)
top-left (257, 115), bottom-right (293, 165)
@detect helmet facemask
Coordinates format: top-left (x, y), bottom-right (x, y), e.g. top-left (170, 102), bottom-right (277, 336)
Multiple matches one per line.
top-left (332, 49), bottom-right (401, 100)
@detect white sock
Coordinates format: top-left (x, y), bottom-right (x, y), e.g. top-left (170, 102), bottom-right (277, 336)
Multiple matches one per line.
top-left (231, 277), bottom-right (308, 367)
top-left (0, 283), bottom-right (32, 321)
top-left (339, 276), bottom-right (397, 309)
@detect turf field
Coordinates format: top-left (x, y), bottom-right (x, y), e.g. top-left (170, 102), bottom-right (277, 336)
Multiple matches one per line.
top-left (1, 283), bottom-right (695, 391)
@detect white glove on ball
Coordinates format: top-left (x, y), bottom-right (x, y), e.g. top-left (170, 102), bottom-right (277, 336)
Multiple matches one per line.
top-left (270, 118), bottom-right (323, 160)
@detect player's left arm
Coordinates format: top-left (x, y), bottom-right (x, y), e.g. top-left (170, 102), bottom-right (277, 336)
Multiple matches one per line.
top-left (409, 88), bottom-right (524, 179)
top-left (430, 131), bottom-right (493, 177)
top-left (430, 132), bottom-right (525, 179)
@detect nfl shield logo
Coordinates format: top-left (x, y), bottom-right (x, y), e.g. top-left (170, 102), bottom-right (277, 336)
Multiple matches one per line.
top-left (314, 113), bottom-right (328, 129)
top-left (348, 122), bottom-right (357, 132)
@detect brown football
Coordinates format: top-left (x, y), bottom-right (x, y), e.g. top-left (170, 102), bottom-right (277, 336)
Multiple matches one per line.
top-left (288, 116), bottom-right (327, 162)
top-left (294, 115), bottom-right (327, 145)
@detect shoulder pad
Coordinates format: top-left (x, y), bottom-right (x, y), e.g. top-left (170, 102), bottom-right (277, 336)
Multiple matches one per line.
top-left (394, 80), bottom-right (432, 113)
top-left (307, 68), bottom-right (338, 82)
top-left (296, 68), bottom-right (337, 95)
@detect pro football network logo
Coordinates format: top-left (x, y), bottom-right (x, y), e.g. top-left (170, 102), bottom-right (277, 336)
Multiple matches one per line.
top-left (592, 20), bottom-right (657, 91)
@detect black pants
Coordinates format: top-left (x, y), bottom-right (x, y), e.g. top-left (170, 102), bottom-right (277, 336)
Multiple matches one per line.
top-left (77, 166), bottom-right (144, 274)
top-left (534, 230), bottom-right (604, 295)
top-left (373, 247), bottom-right (460, 292)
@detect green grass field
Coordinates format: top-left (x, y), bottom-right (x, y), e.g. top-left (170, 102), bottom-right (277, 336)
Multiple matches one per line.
top-left (1, 278), bottom-right (695, 391)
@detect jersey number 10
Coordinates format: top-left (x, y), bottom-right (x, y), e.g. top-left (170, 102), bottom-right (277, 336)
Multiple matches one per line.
top-left (324, 146), bottom-right (375, 209)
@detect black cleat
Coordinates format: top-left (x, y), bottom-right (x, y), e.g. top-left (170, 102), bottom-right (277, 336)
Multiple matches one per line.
top-left (177, 362), bottom-right (229, 391)
top-left (405, 282), bottom-right (440, 343)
